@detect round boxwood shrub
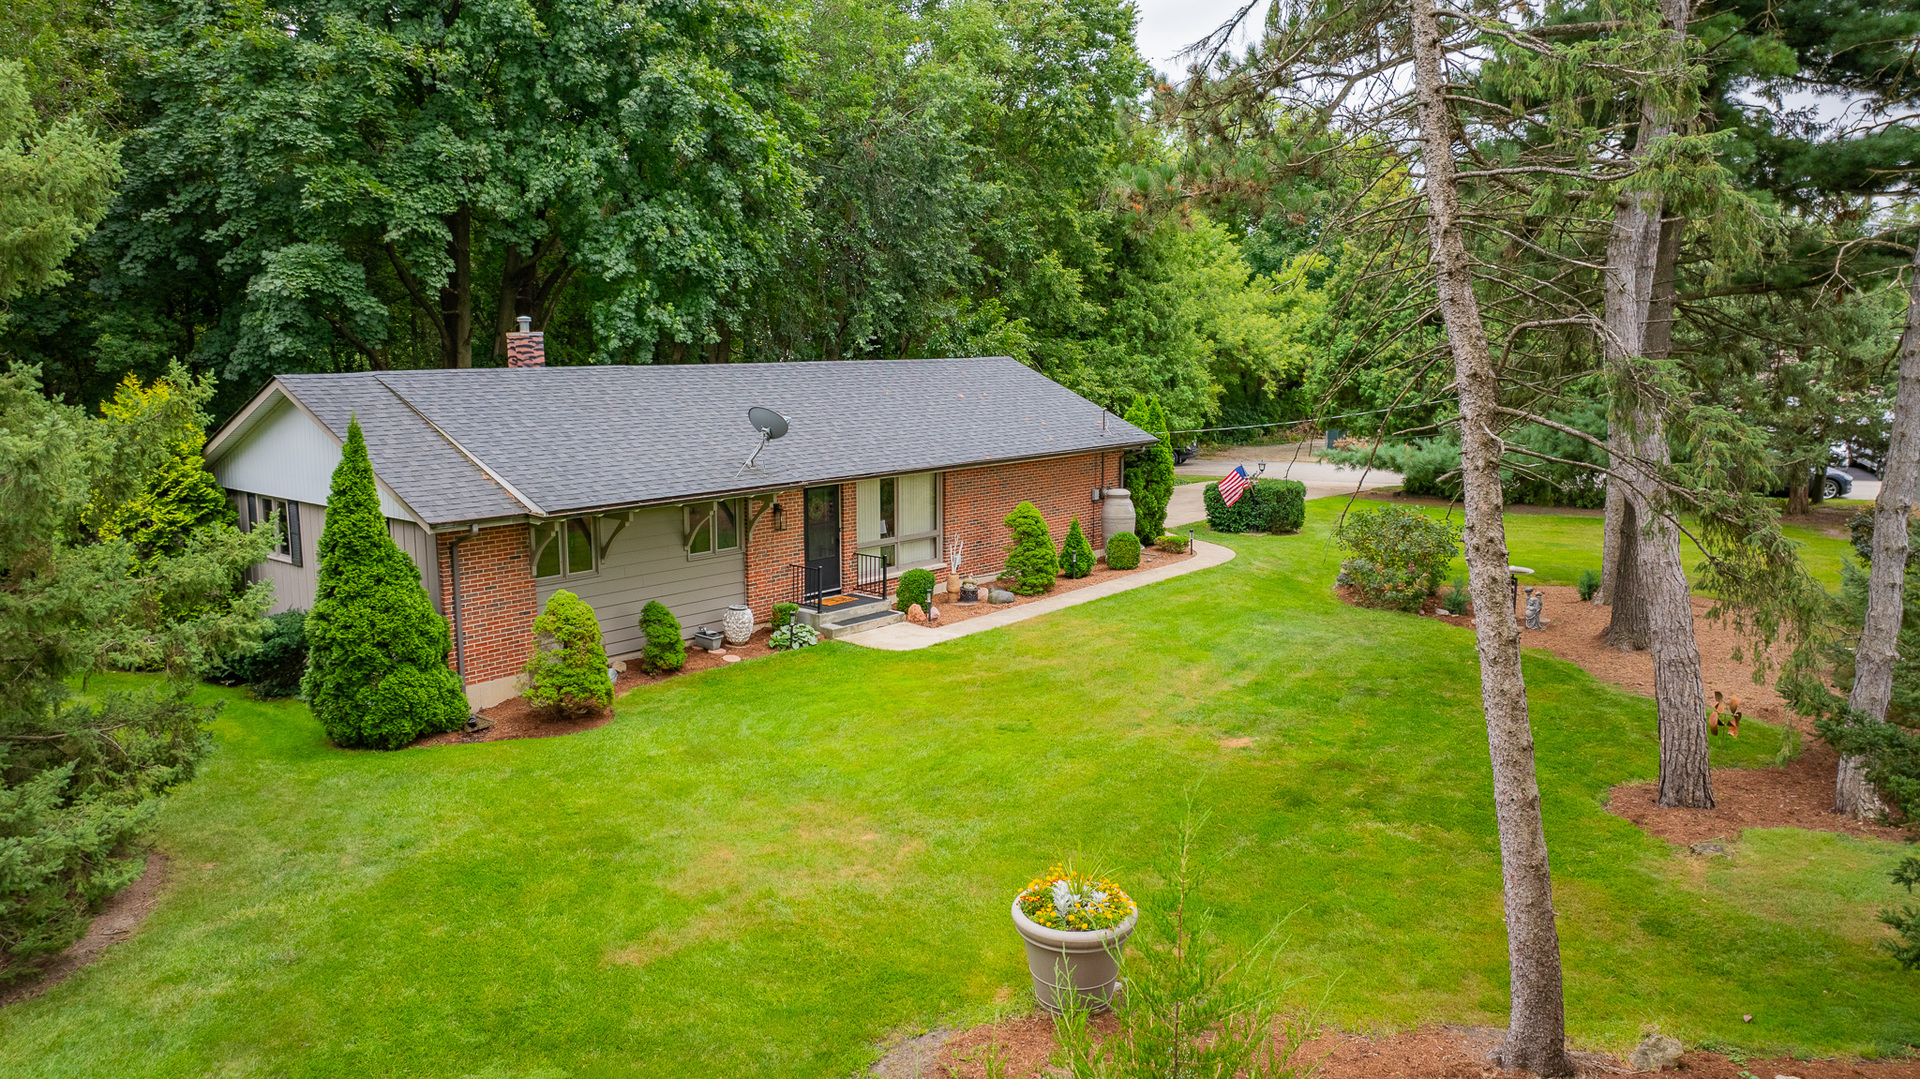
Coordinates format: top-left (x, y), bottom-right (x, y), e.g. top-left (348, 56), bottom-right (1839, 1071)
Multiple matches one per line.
top-left (896, 567), bottom-right (937, 612)
top-left (1058, 518), bottom-right (1094, 579)
top-left (302, 419), bottom-right (468, 749)
top-left (770, 602), bottom-right (800, 631)
top-left (1003, 501), bottom-right (1058, 595)
top-left (525, 590), bottom-right (612, 718)
top-left (639, 600), bottom-right (686, 674)
top-left (1106, 531), bottom-right (1142, 570)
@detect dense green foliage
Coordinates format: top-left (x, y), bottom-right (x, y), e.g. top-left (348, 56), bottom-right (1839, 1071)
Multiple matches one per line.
top-left (1105, 530), bottom-right (1141, 570)
top-left (770, 602), bottom-right (799, 632)
top-left (1267, 479), bottom-right (1306, 534)
top-left (301, 420), bottom-right (467, 749)
top-left (639, 601), bottom-right (686, 674)
top-left (1002, 501), bottom-right (1058, 595)
top-left (525, 590), bottom-right (612, 719)
top-left (1335, 506), bottom-right (1462, 611)
top-left (1058, 518), bottom-right (1094, 579)
top-left (1577, 570), bottom-right (1602, 603)
top-left (83, 374), bottom-right (235, 572)
top-left (0, 60), bottom-right (118, 309)
top-left (769, 623), bottom-right (819, 649)
top-left (1124, 396), bottom-right (1175, 540)
top-left (895, 568), bottom-right (937, 613)
top-left (1886, 857), bottom-right (1920, 971)
top-left (0, 365), bottom-right (267, 978)
top-left (1202, 478), bottom-right (1301, 534)
top-left (210, 608), bottom-right (307, 699)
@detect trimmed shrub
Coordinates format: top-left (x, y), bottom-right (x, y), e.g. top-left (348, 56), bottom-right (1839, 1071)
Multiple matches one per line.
top-left (1003, 501), bottom-right (1058, 595)
top-left (524, 590), bottom-right (612, 719)
top-left (1334, 505), bottom-right (1461, 610)
top-left (1106, 531), bottom-right (1142, 570)
top-left (211, 608), bottom-right (307, 698)
top-left (1124, 396), bottom-right (1176, 540)
top-left (1155, 534), bottom-right (1189, 553)
top-left (302, 419), bottom-right (468, 749)
top-left (1576, 569), bottom-right (1602, 602)
top-left (1268, 479), bottom-right (1306, 534)
top-left (770, 602), bottom-right (799, 631)
top-left (639, 600), bottom-right (686, 674)
top-left (896, 568), bottom-right (938, 612)
top-left (1059, 518), bottom-right (1094, 579)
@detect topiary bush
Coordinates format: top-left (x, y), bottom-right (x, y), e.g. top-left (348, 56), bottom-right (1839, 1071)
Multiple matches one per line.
top-left (524, 590), bottom-right (612, 719)
top-left (211, 608), bottom-right (307, 698)
top-left (1059, 518), bottom-right (1094, 579)
top-left (639, 600), bottom-right (686, 674)
top-left (896, 567), bottom-right (937, 612)
top-left (1106, 531), bottom-right (1141, 570)
top-left (1268, 479), bottom-right (1306, 534)
top-left (1003, 501), bottom-right (1058, 595)
top-left (770, 602), bottom-right (799, 631)
top-left (1334, 505), bottom-right (1462, 610)
top-left (302, 419), bottom-right (468, 749)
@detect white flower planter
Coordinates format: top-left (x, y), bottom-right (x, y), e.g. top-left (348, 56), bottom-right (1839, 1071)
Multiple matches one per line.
top-left (723, 604), bottom-right (753, 645)
top-left (1010, 898), bottom-right (1137, 1013)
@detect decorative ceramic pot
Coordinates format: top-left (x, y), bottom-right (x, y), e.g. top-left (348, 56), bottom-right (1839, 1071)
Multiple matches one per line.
top-left (1100, 488), bottom-right (1136, 543)
top-left (1011, 899), bottom-right (1137, 1013)
top-left (959, 582), bottom-right (979, 603)
top-left (693, 627), bottom-right (724, 652)
top-left (723, 604), bottom-right (753, 645)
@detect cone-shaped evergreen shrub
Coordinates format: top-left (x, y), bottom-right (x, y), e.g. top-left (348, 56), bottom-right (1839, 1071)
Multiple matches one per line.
top-left (302, 418), bottom-right (467, 749)
top-left (525, 590), bottom-right (612, 718)
top-left (1106, 531), bottom-right (1141, 570)
top-left (1124, 395), bottom-right (1175, 541)
top-left (1003, 501), bottom-right (1058, 595)
top-left (639, 600), bottom-right (686, 673)
top-left (1059, 518), bottom-right (1094, 579)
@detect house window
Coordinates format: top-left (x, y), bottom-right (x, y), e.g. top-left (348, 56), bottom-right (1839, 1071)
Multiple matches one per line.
top-left (684, 500), bottom-right (742, 558)
top-left (532, 518), bottom-right (597, 580)
top-left (857, 472), bottom-right (940, 567)
top-left (244, 493), bottom-right (302, 566)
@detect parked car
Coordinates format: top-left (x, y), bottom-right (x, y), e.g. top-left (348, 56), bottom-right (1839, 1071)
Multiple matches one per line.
top-left (1173, 443), bottom-right (1201, 465)
top-left (1771, 467), bottom-right (1853, 500)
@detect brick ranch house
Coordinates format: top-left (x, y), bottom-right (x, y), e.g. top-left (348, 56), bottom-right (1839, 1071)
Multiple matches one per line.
top-left (205, 336), bottom-right (1157, 708)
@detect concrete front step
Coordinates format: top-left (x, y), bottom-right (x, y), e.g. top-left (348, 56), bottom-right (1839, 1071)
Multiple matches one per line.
top-left (818, 607), bottom-right (905, 640)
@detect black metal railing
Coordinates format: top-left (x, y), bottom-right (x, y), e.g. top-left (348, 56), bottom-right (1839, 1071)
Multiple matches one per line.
top-left (854, 552), bottom-right (890, 599)
top-left (786, 562), bottom-right (829, 610)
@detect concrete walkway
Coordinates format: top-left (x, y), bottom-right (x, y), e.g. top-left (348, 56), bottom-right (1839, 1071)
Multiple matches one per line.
top-left (845, 539), bottom-right (1236, 651)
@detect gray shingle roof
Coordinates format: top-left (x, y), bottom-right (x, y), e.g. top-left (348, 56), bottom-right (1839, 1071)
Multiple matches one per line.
top-left (275, 358), bottom-right (1156, 525)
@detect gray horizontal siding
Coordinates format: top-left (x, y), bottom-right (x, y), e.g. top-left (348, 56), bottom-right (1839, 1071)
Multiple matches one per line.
top-left (536, 507), bottom-right (744, 656)
top-left (233, 494), bottom-right (439, 616)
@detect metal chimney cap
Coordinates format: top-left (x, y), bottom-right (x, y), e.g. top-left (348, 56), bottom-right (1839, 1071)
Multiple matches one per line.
top-left (516, 316), bottom-right (532, 333)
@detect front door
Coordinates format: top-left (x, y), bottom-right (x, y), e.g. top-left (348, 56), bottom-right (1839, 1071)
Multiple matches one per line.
top-left (804, 486), bottom-right (841, 595)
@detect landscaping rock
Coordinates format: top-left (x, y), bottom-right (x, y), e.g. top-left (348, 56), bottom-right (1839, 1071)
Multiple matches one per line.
top-left (462, 714), bottom-right (493, 734)
top-left (906, 604), bottom-right (926, 624)
top-left (988, 588), bottom-right (1016, 604)
top-left (1628, 1032), bottom-right (1683, 1071)
top-left (1688, 841), bottom-right (1729, 857)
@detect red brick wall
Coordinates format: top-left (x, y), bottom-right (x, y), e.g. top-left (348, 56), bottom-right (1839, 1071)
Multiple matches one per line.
top-left (742, 482), bottom-right (861, 618)
top-left (437, 525), bottom-right (538, 687)
top-left (942, 451), bottom-right (1119, 578)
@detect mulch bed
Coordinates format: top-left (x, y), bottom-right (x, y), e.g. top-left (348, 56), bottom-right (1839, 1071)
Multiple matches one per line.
top-left (924, 546), bottom-right (1196, 628)
top-left (1335, 582), bottom-right (1911, 845)
top-left (928, 1015), bottom-right (1920, 1078)
top-left (0, 851), bottom-right (167, 1009)
top-left (414, 628), bottom-right (783, 747)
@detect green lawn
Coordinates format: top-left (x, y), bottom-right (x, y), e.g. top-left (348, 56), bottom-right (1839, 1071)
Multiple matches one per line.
top-left (2, 499), bottom-right (1912, 1077)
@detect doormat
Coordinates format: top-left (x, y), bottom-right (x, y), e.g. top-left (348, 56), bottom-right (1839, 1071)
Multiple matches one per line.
top-left (818, 595), bottom-right (862, 607)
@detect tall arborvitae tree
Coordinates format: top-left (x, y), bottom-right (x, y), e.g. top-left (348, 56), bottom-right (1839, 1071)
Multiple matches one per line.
top-left (302, 418), bottom-right (467, 749)
top-left (1125, 395), bottom-right (1176, 540)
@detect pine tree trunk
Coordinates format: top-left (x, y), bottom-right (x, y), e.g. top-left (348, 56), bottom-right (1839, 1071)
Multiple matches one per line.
top-left (1840, 243), bottom-right (1920, 817)
top-left (1408, 3), bottom-right (1573, 1071)
top-left (1597, 471), bottom-right (1625, 605)
top-left (1602, 498), bottom-right (1650, 648)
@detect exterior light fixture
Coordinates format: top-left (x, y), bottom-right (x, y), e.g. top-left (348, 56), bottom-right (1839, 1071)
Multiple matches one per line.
top-left (772, 502), bottom-right (786, 530)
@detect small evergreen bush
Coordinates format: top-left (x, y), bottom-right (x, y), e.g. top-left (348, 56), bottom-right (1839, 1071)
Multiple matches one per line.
top-left (896, 568), bottom-right (937, 612)
top-left (1155, 534), bottom-right (1189, 553)
top-left (302, 419), bottom-right (468, 749)
top-left (1883, 856), bottom-right (1920, 971)
top-left (1106, 531), bottom-right (1141, 570)
top-left (770, 602), bottom-right (799, 631)
top-left (211, 608), bottom-right (307, 698)
top-left (1059, 518), bottom-right (1094, 579)
top-left (639, 601), bottom-right (686, 674)
top-left (1268, 479), bottom-right (1306, 534)
top-left (1577, 569), bottom-right (1602, 602)
top-left (1334, 506), bottom-right (1461, 611)
top-left (1003, 501), bottom-right (1058, 595)
top-left (524, 590), bottom-right (612, 719)
top-left (1441, 575), bottom-right (1469, 616)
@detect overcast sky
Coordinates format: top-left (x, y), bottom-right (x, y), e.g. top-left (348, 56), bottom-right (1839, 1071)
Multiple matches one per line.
top-left (1133, 0), bottom-right (1264, 76)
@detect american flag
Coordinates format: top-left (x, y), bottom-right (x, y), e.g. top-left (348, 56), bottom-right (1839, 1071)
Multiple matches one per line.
top-left (1217, 465), bottom-right (1253, 506)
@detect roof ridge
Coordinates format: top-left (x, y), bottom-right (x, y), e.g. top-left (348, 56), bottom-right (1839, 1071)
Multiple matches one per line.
top-left (371, 374), bottom-right (543, 517)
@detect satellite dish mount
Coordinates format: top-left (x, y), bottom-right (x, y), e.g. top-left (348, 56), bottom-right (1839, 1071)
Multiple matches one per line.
top-left (739, 406), bottom-right (790, 473)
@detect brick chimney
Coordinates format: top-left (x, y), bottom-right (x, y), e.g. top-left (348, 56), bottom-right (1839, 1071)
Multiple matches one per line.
top-left (505, 315), bottom-right (545, 368)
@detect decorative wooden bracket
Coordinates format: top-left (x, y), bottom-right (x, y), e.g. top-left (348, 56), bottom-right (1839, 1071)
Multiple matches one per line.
top-left (598, 511), bottom-right (632, 559)
top-left (743, 493), bottom-right (779, 543)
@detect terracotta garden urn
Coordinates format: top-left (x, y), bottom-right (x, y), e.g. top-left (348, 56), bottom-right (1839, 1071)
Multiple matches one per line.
top-left (723, 604), bottom-right (754, 645)
top-left (1011, 898), bottom-right (1137, 1013)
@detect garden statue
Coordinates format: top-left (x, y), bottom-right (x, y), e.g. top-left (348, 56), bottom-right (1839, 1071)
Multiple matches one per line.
top-left (1524, 587), bottom-right (1543, 630)
top-left (959, 581), bottom-right (978, 603)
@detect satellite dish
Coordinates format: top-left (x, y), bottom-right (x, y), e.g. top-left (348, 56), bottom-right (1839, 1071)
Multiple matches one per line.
top-left (748, 406), bottom-right (789, 441)
top-left (738, 406), bottom-right (791, 474)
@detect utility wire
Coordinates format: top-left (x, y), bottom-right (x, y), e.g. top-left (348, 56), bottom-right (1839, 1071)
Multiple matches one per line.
top-left (1160, 401), bottom-right (1446, 439)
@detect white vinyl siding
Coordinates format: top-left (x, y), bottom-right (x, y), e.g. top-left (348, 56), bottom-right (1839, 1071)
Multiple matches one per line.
top-left (536, 507), bottom-right (744, 653)
top-left (210, 393), bottom-right (414, 521)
